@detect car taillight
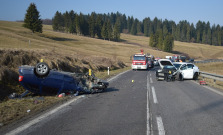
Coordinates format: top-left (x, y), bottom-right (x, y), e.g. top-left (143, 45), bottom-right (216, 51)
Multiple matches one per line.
top-left (19, 76), bottom-right (23, 82)
top-left (143, 62), bottom-right (146, 65)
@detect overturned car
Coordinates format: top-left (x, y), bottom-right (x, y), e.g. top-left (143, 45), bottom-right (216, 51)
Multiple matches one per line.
top-left (156, 59), bottom-right (200, 81)
top-left (18, 62), bottom-right (109, 97)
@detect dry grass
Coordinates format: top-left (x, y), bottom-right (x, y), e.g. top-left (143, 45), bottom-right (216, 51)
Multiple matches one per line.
top-left (196, 62), bottom-right (223, 75)
top-left (0, 96), bottom-right (69, 126)
top-left (174, 41), bottom-right (223, 60)
top-left (198, 76), bottom-right (223, 91)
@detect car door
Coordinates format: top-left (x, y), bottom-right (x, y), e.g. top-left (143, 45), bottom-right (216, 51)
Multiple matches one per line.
top-left (180, 64), bottom-right (194, 79)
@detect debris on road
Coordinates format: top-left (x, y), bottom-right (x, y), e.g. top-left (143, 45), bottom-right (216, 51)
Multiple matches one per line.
top-left (200, 80), bottom-right (207, 85)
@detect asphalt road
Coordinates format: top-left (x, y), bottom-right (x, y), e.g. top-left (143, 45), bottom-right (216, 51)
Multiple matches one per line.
top-left (4, 68), bottom-right (223, 135)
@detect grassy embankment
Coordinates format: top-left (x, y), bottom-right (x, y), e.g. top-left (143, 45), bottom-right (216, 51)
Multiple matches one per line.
top-left (1, 21), bottom-right (223, 127)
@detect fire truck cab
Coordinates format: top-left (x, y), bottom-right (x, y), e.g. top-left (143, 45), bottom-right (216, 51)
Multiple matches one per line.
top-left (132, 54), bottom-right (148, 70)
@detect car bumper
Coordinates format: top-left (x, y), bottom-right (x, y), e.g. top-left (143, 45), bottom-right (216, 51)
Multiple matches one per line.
top-left (132, 65), bottom-right (147, 70)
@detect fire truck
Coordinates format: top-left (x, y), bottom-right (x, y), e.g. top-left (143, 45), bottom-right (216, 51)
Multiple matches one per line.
top-left (131, 49), bottom-right (148, 70)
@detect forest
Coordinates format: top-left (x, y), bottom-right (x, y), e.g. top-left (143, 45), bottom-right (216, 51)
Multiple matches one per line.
top-left (52, 11), bottom-right (223, 52)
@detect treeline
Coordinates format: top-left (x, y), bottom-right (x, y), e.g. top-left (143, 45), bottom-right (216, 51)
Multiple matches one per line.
top-left (143, 18), bottom-right (223, 46)
top-left (52, 11), bottom-right (223, 47)
top-left (52, 11), bottom-right (123, 41)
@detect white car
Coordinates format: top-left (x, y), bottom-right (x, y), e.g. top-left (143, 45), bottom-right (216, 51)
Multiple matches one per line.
top-left (156, 59), bottom-right (200, 81)
top-left (173, 62), bottom-right (200, 80)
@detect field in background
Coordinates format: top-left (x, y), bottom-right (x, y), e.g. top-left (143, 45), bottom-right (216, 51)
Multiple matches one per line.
top-left (0, 21), bottom-right (173, 67)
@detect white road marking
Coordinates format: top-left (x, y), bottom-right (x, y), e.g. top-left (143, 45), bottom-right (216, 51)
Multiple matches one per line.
top-left (5, 96), bottom-right (85, 135)
top-left (152, 86), bottom-right (158, 104)
top-left (191, 80), bottom-right (223, 96)
top-left (157, 116), bottom-right (165, 135)
top-left (203, 85), bottom-right (223, 96)
top-left (107, 70), bottom-right (131, 82)
top-left (150, 77), bottom-right (153, 83)
top-left (147, 74), bottom-right (150, 135)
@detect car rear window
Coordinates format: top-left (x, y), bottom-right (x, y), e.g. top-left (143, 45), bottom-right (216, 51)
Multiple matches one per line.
top-left (160, 61), bottom-right (172, 66)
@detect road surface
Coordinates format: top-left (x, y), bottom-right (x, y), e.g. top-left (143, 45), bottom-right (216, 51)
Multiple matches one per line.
top-left (4, 68), bottom-right (223, 135)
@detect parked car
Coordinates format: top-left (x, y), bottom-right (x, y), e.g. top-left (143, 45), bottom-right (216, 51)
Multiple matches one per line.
top-left (18, 62), bottom-right (109, 97)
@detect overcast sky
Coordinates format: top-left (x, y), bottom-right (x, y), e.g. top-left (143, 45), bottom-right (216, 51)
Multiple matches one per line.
top-left (0, 0), bottom-right (223, 26)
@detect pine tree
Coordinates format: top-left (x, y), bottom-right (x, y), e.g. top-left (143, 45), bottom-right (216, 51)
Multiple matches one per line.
top-left (107, 21), bottom-right (112, 41)
top-left (143, 18), bottom-right (149, 37)
top-left (69, 10), bottom-right (76, 34)
top-left (131, 19), bottom-right (138, 35)
top-left (89, 12), bottom-right (96, 37)
top-left (202, 31), bottom-right (206, 44)
top-left (113, 20), bottom-right (121, 41)
top-left (137, 21), bottom-right (142, 34)
top-left (95, 15), bottom-right (103, 38)
top-left (75, 15), bottom-right (80, 35)
top-left (186, 24), bottom-right (190, 42)
top-left (163, 33), bottom-right (174, 52)
top-left (206, 29), bottom-right (211, 44)
top-left (157, 30), bottom-right (163, 50)
top-left (63, 11), bottom-right (71, 32)
top-left (101, 22), bottom-right (107, 40)
top-left (196, 31), bottom-right (200, 43)
top-left (23, 3), bottom-right (42, 33)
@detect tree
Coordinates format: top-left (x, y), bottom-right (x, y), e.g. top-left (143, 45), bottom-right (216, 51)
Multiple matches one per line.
top-left (95, 15), bottom-right (103, 38)
top-left (89, 12), bottom-right (96, 37)
top-left (107, 21), bottom-right (112, 41)
top-left (101, 22), bottom-right (107, 40)
top-left (143, 18), bottom-right (150, 37)
top-left (163, 33), bottom-right (174, 52)
top-left (131, 19), bottom-right (138, 35)
top-left (23, 3), bottom-right (42, 33)
top-left (186, 24), bottom-right (190, 42)
top-left (113, 20), bottom-right (121, 41)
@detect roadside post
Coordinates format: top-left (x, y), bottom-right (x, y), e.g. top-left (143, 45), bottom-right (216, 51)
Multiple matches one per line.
top-left (108, 67), bottom-right (109, 75)
top-left (89, 69), bottom-right (92, 76)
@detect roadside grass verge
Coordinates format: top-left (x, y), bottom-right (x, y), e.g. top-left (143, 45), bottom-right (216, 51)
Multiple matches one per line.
top-left (196, 62), bottom-right (223, 75)
top-left (198, 76), bottom-right (223, 92)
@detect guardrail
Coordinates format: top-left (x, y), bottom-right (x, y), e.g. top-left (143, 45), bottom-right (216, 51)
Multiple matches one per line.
top-left (194, 59), bottom-right (223, 64)
top-left (200, 71), bottom-right (223, 81)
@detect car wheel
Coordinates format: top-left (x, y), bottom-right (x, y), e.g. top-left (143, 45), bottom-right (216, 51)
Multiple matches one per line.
top-left (178, 73), bottom-right (184, 81)
top-left (193, 72), bottom-right (198, 80)
top-left (35, 62), bottom-right (50, 77)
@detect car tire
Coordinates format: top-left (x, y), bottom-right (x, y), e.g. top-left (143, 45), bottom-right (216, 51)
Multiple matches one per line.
top-left (35, 62), bottom-right (50, 77)
top-left (193, 72), bottom-right (198, 80)
top-left (178, 73), bottom-right (184, 81)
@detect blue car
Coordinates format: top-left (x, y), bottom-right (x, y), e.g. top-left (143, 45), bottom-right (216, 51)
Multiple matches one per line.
top-left (18, 62), bottom-right (109, 96)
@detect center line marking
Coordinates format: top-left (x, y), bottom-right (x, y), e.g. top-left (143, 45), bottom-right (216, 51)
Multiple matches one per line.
top-left (150, 77), bottom-right (153, 83)
top-left (147, 74), bottom-right (150, 135)
top-left (157, 116), bottom-right (165, 135)
top-left (152, 86), bottom-right (158, 104)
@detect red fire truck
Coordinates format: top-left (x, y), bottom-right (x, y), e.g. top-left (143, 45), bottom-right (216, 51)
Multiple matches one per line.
top-left (131, 49), bottom-right (148, 70)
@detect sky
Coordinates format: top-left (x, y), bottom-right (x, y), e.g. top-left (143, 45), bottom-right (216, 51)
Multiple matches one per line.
top-left (0, 0), bottom-right (223, 26)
